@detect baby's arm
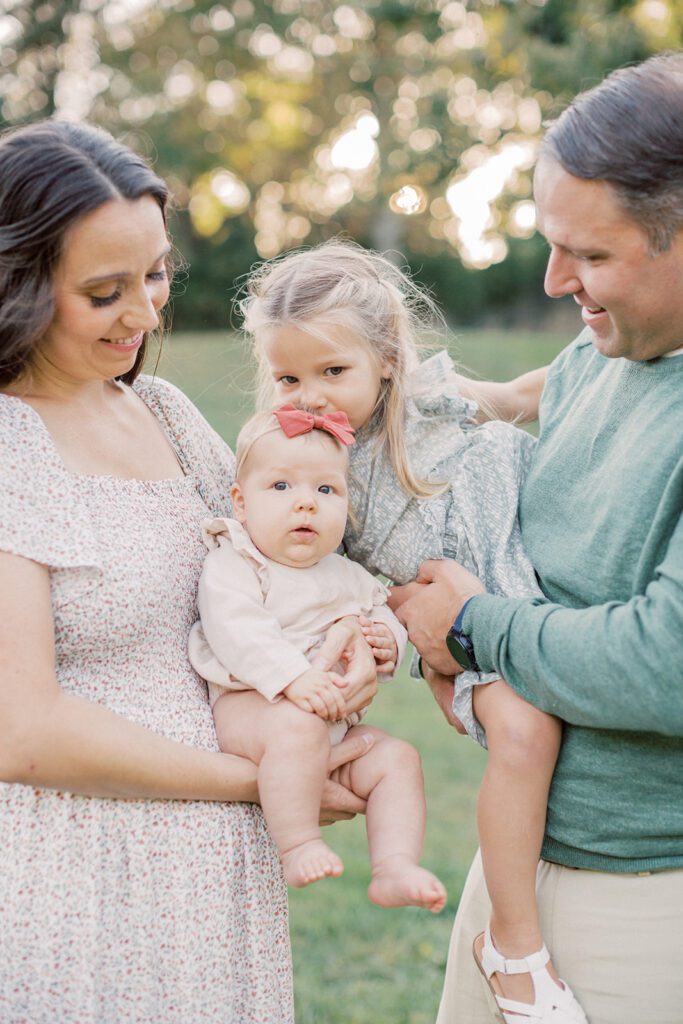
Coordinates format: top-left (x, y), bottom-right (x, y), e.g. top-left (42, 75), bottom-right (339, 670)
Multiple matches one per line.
top-left (194, 537), bottom-right (334, 707)
top-left (456, 366), bottom-right (548, 424)
top-left (360, 596), bottom-right (408, 678)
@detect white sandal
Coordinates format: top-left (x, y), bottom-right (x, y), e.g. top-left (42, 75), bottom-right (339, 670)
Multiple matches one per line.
top-left (473, 927), bottom-right (588, 1023)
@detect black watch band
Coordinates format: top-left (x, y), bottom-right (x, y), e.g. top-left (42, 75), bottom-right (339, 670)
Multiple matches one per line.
top-left (445, 599), bottom-right (480, 673)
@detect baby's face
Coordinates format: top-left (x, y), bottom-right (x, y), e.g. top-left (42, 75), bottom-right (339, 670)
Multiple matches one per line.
top-left (231, 429), bottom-right (349, 568)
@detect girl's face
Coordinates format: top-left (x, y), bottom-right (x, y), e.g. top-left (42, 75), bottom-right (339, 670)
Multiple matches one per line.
top-left (262, 322), bottom-right (392, 431)
top-left (34, 196), bottom-right (170, 386)
top-left (231, 429), bottom-right (349, 568)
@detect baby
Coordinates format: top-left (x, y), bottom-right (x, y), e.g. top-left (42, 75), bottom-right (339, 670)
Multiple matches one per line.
top-left (189, 405), bottom-right (447, 911)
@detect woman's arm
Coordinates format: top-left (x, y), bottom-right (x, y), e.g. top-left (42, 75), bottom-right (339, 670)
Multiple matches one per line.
top-left (0, 551), bottom-right (259, 801)
top-left (456, 366), bottom-right (548, 424)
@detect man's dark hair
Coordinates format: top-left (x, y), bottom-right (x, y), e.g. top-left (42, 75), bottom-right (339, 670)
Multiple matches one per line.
top-left (542, 51), bottom-right (683, 253)
top-left (0, 120), bottom-right (170, 387)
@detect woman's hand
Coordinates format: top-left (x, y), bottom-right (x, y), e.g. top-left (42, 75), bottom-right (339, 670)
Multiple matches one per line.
top-left (313, 616), bottom-right (378, 715)
top-left (320, 731), bottom-right (374, 824)
top-left (389, 559), bottom-right (485, 675)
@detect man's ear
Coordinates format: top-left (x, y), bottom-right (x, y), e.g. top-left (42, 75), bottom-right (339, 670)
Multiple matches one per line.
top-left (230, 481), bottom-right (247, 523)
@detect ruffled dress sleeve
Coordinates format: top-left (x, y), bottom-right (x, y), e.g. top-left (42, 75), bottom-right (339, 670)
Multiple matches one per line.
top-left (0, 396), bottom-right (102, 594)
top-left (133, 375), bottom-right (235, 517)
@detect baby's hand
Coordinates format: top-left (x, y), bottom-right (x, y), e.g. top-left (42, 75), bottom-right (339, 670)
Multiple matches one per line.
top-left (284, 668), bottom-right (347, 721)
top-left (359, 617), bottom-right (399, 675)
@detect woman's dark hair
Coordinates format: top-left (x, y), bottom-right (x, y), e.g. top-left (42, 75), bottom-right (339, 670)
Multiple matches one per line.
top-left (0, 120), bottom-right (170, 387)
top-left (542, 51), bottom-right (683, 253)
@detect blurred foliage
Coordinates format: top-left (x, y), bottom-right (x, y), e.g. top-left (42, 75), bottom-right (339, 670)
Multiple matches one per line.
top-left (1, 0), bottom-right (680, 327)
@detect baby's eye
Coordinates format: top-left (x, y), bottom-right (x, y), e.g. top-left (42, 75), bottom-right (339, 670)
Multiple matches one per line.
top-left (278, 375), bottom-right (298, 386)
top-left (318, 484), bottom-right (333, 495)
top-left (272, 481), bottom-right (289, 491)
top-left (324, 366), bottom-right (344, 377)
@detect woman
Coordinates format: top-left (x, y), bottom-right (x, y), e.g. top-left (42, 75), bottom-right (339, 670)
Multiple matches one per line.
top-left (0, 120), bottom-right (376, 1023)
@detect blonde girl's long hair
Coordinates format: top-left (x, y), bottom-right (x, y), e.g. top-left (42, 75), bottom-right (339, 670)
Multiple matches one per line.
top-left (239, 239), bottom-right (446, 499)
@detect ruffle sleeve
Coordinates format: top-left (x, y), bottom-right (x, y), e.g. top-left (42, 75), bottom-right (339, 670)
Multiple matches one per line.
top-left (0, 396), bottom-right (102, 590)
top-left (200, 516), bottom-right (272, 593)
top-left (133, 375), bottom-right (235, 518)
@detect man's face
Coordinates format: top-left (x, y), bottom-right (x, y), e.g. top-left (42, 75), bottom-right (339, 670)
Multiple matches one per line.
top-left (534, 155), bottom-right (683, 361)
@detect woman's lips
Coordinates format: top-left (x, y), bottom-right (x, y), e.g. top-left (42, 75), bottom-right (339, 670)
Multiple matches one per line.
top-left (99, 331), bottom-right (144, 352)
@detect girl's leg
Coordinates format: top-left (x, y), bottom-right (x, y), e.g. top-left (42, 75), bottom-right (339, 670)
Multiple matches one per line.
top-left (472, 679), bottom-right (562, 1005)
top-left (341, 725), bottom-right (447, 912)
top-left (213, 690), bottom-right (343, 887)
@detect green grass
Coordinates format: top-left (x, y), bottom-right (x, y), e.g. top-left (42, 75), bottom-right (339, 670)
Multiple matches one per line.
top-left (153, 329), bottom-right (568, 1023)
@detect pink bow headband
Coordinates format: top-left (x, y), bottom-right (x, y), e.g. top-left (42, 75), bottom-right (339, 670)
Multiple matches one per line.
top-left (273, 404), bottom-right (356, 447)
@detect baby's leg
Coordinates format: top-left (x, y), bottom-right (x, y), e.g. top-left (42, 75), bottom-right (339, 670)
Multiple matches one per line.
top-left (341, 725), bottom-right (447, 913)
top-left (213, 691), bottom-right (343, 887)
top-left (473, 679), bottom-right (562, 1005)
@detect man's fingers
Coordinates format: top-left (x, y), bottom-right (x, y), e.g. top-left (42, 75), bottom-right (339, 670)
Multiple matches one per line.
top-left (387, 580), bottom-right (424, 611)
top-left (415, 559), bottom-right (442, 584)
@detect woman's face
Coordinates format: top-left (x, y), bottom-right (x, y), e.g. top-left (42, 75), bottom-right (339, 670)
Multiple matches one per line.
top-left (36, 195), bottom-right (171, 384)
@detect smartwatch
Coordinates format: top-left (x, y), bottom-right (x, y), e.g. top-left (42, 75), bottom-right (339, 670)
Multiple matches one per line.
top-left (446, 598), bottom-right (480, 673)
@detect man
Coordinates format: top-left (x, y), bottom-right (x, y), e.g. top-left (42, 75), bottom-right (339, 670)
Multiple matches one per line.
top-left (390, 52), bottom-right (683, 1024)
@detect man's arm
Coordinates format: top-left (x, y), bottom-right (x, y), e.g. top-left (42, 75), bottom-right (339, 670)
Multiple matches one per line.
top-left (456, 366), bottom-right (548, 423)
top-left (392, 513), bottom-right (683, 736)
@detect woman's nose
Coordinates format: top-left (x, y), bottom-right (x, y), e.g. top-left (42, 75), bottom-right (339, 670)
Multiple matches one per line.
top-left (121, 286), bottom-right (161, 333)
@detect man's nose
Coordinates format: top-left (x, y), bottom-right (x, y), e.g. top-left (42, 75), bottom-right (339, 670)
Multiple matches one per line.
top-left (544, 249), bottom-right (581, 299)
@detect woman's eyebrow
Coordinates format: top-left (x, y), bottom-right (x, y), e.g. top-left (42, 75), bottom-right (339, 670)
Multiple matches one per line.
top-left (82, 245), bottom-right (172, 286)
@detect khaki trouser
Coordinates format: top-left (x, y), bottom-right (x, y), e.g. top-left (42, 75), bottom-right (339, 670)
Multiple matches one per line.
top-left (437, 850), bottom-right (683, 1024)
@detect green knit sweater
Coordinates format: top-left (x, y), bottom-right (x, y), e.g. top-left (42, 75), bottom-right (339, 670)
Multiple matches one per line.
top-left (465, 331), bottom-right (683, 872)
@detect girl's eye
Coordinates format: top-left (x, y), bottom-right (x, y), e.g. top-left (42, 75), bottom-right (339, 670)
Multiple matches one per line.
top-left (324, 366), bottom-right (344, 377)
top-left (273, 481), bottom-right (289, 491)
top-left (318, 484), bottom-right (333, 495)
top-left (278, 375), bottom-right (298, 386)
top-left (90, 289), bottom-right (121, 308)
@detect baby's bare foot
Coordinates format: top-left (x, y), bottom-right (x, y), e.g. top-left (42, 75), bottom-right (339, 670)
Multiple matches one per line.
top-left (368, 857), bottom-right (447, 913)
top-left (281, 839), bottom-right (344, 888)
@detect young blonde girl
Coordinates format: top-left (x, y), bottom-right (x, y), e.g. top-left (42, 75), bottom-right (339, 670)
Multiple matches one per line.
top-left (240, 240), bottom-right (588, 1024)
top-left (189, 406), bottom-right (447, 911)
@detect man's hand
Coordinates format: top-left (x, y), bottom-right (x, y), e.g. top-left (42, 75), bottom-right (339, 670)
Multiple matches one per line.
top-left (388, 559), bottom-right (485, 675)
top-left (358, 617), bottom-right (398, 675)
top-left (320, 731), bottom-right (374, 824)
top-left (313, 617), bottom-right (378, 714)
top-left (284, 668), bottom-right (347, 721)
top-left (421, 661), bottom-right (468, 734)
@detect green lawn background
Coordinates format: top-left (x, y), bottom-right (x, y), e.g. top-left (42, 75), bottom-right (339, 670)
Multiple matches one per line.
top-left (155, 328), bottom-right (570, 1024)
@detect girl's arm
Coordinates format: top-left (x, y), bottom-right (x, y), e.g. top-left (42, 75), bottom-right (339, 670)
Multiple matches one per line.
top-left (0, 551), bottom-right (260, 800)
top-left (455, 366), bottom-right (549, 424)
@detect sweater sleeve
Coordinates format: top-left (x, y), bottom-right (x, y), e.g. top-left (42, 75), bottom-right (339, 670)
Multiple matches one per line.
top-left (193, 538), bottom-right (312, 701)
top-left (467, 507), bottom-right (683, 736)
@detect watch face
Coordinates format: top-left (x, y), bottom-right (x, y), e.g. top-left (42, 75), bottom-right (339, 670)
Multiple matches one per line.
top-left (446, 630), bottom-right (474, 671)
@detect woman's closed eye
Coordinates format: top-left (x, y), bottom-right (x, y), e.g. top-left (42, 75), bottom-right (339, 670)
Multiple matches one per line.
top-left (89, 270), bottom-right (168, 309)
